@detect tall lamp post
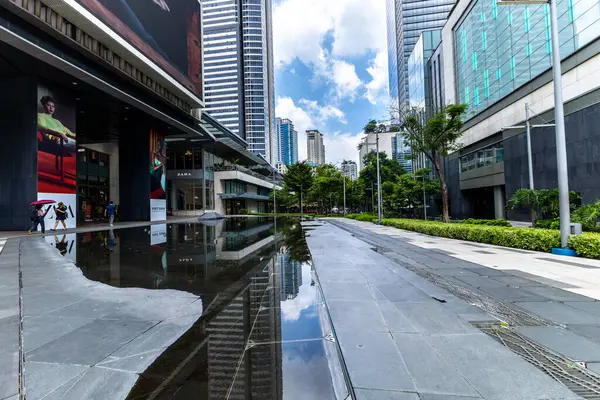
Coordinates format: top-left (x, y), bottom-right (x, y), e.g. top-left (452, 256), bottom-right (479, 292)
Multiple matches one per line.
top-left (335, 161), bottom-right (348, 216)
top-left (376, 131), bottom-right (382, 224)
top-left (498, 0), bottom-right (570, 247)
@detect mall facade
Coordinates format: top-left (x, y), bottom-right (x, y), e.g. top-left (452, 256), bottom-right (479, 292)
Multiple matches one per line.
top-left (0, 0), bottom-right (277, 231)
top-left (407, 0), bottom-right (600, 220)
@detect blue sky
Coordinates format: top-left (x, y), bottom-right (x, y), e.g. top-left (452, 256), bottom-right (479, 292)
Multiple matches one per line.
top-left (272, 0), bottom-right (390, 165)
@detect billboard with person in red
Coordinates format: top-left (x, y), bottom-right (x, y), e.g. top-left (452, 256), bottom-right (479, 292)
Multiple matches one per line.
top-left (37, 85), bottom-right (77, 229)
top-left (75, 0), bottom-right (203, 98)
top-left (150, 129), bottom-right (167, 221)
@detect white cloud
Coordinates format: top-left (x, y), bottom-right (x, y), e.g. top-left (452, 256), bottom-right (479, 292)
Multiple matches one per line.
top-left (276, 97), bottom-right (360, 165)
top-left (276, 96), bottom-right (348, 160)
top-left (331, 60), bottom-right (362, 100)
top-left (365, 50), bottom-right (389, 104)
top-left (273, 0), bottom-right (388, 103)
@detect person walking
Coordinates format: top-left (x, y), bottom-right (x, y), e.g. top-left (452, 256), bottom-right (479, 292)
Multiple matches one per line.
top-left (29, 204), bottom-right (50, 234)
top-left (52, 202), bottom-right (68, 231)
top-left (105, 201), bottom-right (117, 227)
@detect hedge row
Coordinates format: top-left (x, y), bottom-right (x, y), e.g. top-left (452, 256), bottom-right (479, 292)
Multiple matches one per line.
top-left (346, 213), bottom-right (378, 222)
top-left (343, 217), bottom-right (600, 259)
top-left (460, 218), bottom-right (512, 227)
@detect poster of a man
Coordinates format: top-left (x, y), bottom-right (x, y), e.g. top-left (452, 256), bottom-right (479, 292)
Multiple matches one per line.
top-left (37, 87), bottom-right (76, 194)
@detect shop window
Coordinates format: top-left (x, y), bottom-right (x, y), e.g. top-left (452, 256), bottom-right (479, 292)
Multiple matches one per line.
top-left (166, 151), bottom-right (175, 170)
top-left (193, 150), bottom-right (203, 169)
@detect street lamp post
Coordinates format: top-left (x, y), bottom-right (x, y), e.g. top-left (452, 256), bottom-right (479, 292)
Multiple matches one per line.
top-left (376, 131), bottom-right (382, 224)
top-left (498, 0), bottom-right (570, 247)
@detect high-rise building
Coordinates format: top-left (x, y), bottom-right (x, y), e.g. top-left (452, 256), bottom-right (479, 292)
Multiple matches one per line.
top-left (388, 0), bottom-right (455, 109)
top-left (201, 0), bottom-right (276, 162)
top-left (306, 130), bottom-right (325, 166)
top-left (341, 160), bottom-right (358, 181)
top-left (391, 134), bottom-right (413, 174)
top-left (386, 0), bottom-right (399, 105)
top-left (275, 118), bottom-right (298, 166)
top-left (357, 132), bottom-right (397, 170)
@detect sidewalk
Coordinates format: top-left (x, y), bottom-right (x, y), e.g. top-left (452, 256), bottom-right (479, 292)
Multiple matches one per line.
top-left (339, 218), bottom-right (600, 300)
top-left (305, 219), bottom-right (591, 399)
top-left (0, 216), bottom-right (200, 240)
top-left (0, 236), bottom-right (203, 400)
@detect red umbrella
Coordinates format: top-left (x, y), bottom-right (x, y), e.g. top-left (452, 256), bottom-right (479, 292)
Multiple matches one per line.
top-left (30, 199), bottom-right (56, 206)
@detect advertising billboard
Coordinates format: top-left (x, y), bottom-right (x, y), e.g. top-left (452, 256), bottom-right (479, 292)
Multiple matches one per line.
top-left (150, 129), bottom-right (167, 221)
top-left (76, 0), bottom-right (202, 97)
top-left (37, 85), bottom-right (77, 229)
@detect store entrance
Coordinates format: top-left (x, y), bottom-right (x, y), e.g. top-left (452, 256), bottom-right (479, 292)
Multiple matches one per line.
top-left (77, 148), bottom-right (111, 224)
top-left (224, 199), bottom-right (246, 215)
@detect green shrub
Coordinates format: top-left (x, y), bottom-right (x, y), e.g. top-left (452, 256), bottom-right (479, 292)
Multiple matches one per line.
top-left (535, 218), bottom-right (560, 230)
top-left (381, 218), bottom-right (560, 252)
top-left (572, 201), bottom-right (600, 232)
top-left (461, 218), bottom-right (512, 227)
top-left (346, 213), bottom-right (377, 222)
top-left (569, 233), bottom-right (600, 259)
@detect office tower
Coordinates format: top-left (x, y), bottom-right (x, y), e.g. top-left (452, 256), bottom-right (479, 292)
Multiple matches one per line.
top-left (386, 0), bottom-right (399, 105)
top-left (306, 130), bottom-right (326, 166)
top-left (388, 0), bottom-right (455, 109)
top-left (201, 0), bottom-right (276, 162)
top-left (357, 131), bottom-right (396, 170)
top-left (391, 134), bottom-right (413, 174)
top-left (341, 160), bottom-right (358, 181)
top-left (275, 118), bottom-right (298, 166)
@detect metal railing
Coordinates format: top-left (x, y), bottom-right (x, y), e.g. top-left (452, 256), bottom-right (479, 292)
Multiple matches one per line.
top-left (213, 164), bottom-right (276, 184)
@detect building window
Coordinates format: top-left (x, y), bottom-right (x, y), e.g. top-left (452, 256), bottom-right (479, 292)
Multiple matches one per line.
top-left (460, 142), bottom-right (504, 172)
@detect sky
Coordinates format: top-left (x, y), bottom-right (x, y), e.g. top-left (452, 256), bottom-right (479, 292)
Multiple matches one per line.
top-left (272, 0), bottom-right (390, 166)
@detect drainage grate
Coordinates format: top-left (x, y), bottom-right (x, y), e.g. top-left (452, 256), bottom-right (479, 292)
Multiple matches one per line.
top-left (480, 325), bottom-right (600, 399)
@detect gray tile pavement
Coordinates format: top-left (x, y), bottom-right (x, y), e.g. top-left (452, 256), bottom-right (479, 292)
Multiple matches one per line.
top-left (515, 327), bottom-right (600, 362)
top-left (309, 219), bottom-right (587, 400)
top-left (0, 236), bottom-right (203, 400)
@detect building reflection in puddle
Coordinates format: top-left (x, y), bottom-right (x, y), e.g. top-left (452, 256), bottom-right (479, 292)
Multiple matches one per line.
top-left (69, 217), bottom-right (347, 400)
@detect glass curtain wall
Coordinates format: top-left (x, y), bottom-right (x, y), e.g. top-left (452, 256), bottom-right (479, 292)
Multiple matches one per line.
top-left (455, 0), bottom-right (600, 119)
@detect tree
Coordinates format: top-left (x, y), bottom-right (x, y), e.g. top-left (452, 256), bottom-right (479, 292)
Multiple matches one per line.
top-left (399, 104), bottom-right (468, 222)
top-left (269, 185), bottom-right (295, 213)
top-left (283, 162), bottom-right (314, 210)
top-left (396, 169), bottom-right (440, 217)
top-left (358, 151), bottom-right (405, 213)
top-left (507, 188), bottom-right (581, 227)
top-left (311, 164), bottom-right (344, 213)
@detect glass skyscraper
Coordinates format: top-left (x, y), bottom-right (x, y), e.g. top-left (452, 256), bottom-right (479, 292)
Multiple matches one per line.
top-left (387, 0), bottom-right (399, 104)
top-left (201, 0), bottom-right (276, 162)
top-left (388, 0), bottom-right (455, 108)
top-left (275, 118), bottom-right (298, 166)
top-left (455, 0), bottom-right (600, 119)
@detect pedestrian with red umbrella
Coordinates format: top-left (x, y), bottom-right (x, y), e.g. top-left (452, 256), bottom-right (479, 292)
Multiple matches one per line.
top-left (29, 200), bottom-right (55, 235)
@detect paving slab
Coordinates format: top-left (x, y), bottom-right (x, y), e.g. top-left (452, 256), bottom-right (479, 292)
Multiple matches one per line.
top-left (419, 395), bottom-right (483, 400)
top-left (374, 282), bottom-right (432, 303)
top-left (493, 276), bottom-right (547, 287)
top-left (516, 327), bottom-right (600, 362)
top-left (426, 333), bottom-right (580, 400)
top-left (377, 302), bottom-right (418, 333)
top-left (335, 330), bottom-right (415, 392)
top-left (23, 316), bottom-right (94, 352)
top-left (478, 286), bottom-right (549, 302)
top-left (326, 300), bottom-right (387, 332)
top-left (0, 350), bottom-right (18, 400)
top-left (563, 301), bottom-right (600, 316)
top-left (39, 367), bottom-right (138, 400)
top-left (354, 389), bottom-right (419, 400)
top-left (522, 286), bottom-right (596, 302)
top-left (515, 301), bottom-right (600, 325)
top-left (25, 362), bottom-right (87, 400)
top-left (392, 333), bottom-right (481, 397)
top-left (392, 302), bottom-right (480, 335)
top-left (26, 319), bottom-right (156, 365)
top-left (568, 325), bottom-right (600, 344)
top-left (319, 281), bottom-right (375, 301)
top-left (454, 276), bottom-right (508, 288)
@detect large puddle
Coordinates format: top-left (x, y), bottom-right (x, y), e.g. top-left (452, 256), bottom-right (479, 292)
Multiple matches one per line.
top-left (41, 217), bottom-right (349, 400)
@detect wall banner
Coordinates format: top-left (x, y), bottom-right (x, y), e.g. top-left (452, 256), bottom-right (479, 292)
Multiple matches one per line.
top-left (150, 129), bottom-right (167, 221)
top-left (37, 85), bottom-right (77, 229)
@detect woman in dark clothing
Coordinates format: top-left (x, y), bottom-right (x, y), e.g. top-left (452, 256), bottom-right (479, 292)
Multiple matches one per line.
top-left (29, 204), bottom-right (50, 235)
top-left (53, 202), bottom-right (68, 231)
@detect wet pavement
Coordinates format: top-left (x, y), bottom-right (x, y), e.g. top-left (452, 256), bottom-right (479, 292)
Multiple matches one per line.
top-left (0, 217), bottom-right (350, 400)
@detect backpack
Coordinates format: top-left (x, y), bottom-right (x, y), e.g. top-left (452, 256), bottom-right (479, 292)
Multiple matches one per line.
top-left (30, 207), bottom-right (38, 221)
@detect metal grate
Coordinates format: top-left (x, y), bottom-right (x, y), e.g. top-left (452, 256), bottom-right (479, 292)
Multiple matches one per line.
top-left (480, 326), bottom-right (600, 399)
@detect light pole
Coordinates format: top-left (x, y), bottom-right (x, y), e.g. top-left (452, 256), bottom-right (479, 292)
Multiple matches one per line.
top-left (376, 131), bottom-right (382, 224)
top-left (335, 161), bottom-right (348, 216)
top-left (498, 0), bottom-right (570, 247)
top-left (300, 184), bottom-right (303, 218)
